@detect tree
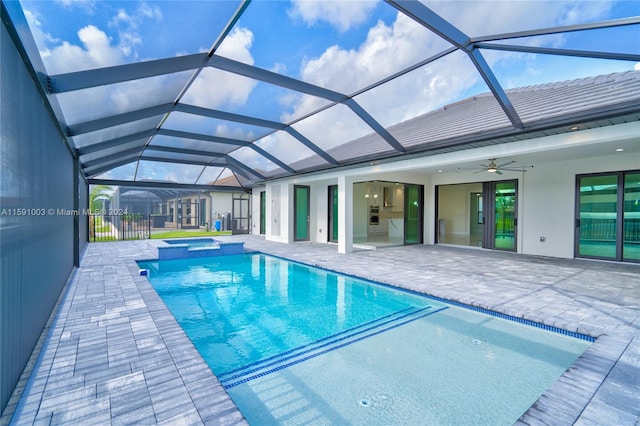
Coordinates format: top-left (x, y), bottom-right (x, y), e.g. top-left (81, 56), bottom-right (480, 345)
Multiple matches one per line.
top-left (88, 185), bottom-right (113, 241)
top-left (89, 185), bottom-right (112, 211)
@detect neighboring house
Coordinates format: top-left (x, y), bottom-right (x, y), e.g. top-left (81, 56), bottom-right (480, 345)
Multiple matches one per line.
top-left (109, 174), bottom-right (250, 231)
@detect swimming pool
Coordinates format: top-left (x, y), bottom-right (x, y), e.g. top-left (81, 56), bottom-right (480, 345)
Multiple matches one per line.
top-left (139, 253), bottom-right (592, 425)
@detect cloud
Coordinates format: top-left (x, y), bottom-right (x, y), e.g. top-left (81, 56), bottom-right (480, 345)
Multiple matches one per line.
top-left (182, 27), bottom-right (257, 109)
top-left (25, 1), bottom-right (164, 74)
top-left (108, 3), bottom-right (163, 61)
top-left (214, 123), bottom-right (256, 141)
top-left (24, 1), bottom-right (257, 170)
top-left (54, 0), bottom-right (97, 13)
top-left (288, 0), bottom-right (379, 33)
top-left (281, 12), bottom-right (459, 143)
top-left (280, 0), bottom-right (623, 146)
top-left (216, 26), bottom-right (254, 63)
top-left (230, 146), bottom-right (280, 173)
top-left (426, 0), bottom-right (614, 37)
top-left (39, 25), bottom-right (125, 73)
top-left (255, 131), bottom-right (317, 165)
top-left (93, 161), bottom-right (137, 181)
top-left (137, 161), bottom-right (204, 183)
top-left (298, 13), bottom-right (449, 94)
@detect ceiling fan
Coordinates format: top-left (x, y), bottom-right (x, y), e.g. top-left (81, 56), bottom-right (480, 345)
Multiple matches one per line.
top-left (464, 158), bottom-right (533, 175)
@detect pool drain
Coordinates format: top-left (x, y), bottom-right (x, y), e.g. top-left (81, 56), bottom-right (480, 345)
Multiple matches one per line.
top-left (472, 339), bottom-right (482, 344)
top-left (359, 398), bottom-right (370, 407)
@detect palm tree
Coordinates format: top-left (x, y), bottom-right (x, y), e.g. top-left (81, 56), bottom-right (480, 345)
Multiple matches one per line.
top-left (89, 185), bottom-right (112, 212)
top-left (89, 185), bottom-right (112, 240)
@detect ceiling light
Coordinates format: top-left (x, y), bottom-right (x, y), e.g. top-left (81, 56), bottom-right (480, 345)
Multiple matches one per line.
top-left (616, 148), bottom-right (624, 152)
top-left (487, 167), bottom-right (497, 173)
top-left (569, 125), bottom-right (580, 131)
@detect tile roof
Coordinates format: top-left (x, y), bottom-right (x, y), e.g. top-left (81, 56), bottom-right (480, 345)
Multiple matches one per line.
top-left (287, 71), bottom-right (640, 174)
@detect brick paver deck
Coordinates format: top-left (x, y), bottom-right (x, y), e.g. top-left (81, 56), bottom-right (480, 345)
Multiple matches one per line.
top-left (2, 236), bottom-right (638, 425)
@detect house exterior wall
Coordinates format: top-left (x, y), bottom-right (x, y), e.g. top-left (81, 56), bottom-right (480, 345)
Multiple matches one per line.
top-left (520, 153), bottom-right (639, 258)
top-left (210, 192), bottom-right (233, 226)
top-left (256, 121), bottom-right (639, 260)
top-left (1, 22), bottom-right (76, 412)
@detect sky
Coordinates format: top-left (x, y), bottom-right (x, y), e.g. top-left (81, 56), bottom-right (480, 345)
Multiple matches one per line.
top-left (17, 0), bottom-right (640, 184)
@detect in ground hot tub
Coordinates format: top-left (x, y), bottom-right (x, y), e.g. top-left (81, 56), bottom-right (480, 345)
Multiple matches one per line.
top-left (157, 238), bottom-right (244, 260)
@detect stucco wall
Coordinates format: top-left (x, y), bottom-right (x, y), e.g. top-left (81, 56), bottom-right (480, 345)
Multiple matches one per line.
top-left (260, 126), bottom-right (637, 259)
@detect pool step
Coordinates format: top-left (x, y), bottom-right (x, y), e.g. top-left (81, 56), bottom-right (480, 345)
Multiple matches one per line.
top-left (219, 304), bottom-right (448, 389)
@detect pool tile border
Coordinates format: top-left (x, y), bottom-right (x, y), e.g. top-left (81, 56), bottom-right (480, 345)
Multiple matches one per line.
top-left (258, 251), bottom-right (597, 342)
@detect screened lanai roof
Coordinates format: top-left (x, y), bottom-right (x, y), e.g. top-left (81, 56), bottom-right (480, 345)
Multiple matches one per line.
top-left (3, 0), bottom-right (640, 189)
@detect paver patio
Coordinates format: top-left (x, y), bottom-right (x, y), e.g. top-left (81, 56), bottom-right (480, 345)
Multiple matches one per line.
top-left (2, 236), bottom-right (638, 425)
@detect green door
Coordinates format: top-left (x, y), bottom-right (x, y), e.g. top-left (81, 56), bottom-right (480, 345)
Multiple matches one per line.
top-left (404, 184), bottom-right (423, 245)
top-left (328, 185), bottom-right (338, 243)
top-left (294, 185), bottom-right (310, 241)
top-left (259, 191), bottom-right (266, 235)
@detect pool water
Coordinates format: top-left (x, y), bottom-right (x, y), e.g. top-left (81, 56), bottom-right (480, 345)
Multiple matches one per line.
top-left (164, 238), bottom-right (218, 249)
top-left (139, 254), bottom-right (592, 425)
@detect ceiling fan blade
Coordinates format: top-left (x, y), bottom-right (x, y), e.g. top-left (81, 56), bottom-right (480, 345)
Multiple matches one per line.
top-left (496, 160), bottom-right (516, 168)
top-left (502, 165), bottom-right (534, 172)
top-left (473, 169), bottom-right (485, 174)
top-left (479, 163), bottom-right (489, 168)
top-left (496, 170), bottom-right (503, 175)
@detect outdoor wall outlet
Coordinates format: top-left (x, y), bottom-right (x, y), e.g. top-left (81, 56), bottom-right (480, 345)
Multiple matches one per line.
top-left (540, 236), bottom-right (546, 242)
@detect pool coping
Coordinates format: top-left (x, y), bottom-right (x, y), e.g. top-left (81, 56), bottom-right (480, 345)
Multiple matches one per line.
top-left (2, 237), bottom-right (638, 425)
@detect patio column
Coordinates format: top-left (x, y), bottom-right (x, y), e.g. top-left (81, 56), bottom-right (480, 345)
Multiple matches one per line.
top-left (338, 175), bottom-right (353, 254)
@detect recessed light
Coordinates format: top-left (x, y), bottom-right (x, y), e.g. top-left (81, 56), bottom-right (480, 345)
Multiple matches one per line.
top-left (616, 148), bottom-right (624, 152)
top-left (569, 125), bottom-right (580, 131)
top-left (438, 170), bottom-right (443, 173)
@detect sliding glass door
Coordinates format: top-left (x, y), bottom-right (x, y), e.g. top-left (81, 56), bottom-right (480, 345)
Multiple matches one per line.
top-left (491, 181), bottom-right (517, 251)
top-left (624, 173), bottom-right (640, 261)
top-left (577, 171), bottom-right (640, 262)
top-left (437, 180), bottom-right (517, 251)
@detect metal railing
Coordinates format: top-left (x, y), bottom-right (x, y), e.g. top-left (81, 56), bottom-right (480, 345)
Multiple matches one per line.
top-left (579, 218), bottom-right (640, 242)
top-left (90, 214), bottom-right (150, 242)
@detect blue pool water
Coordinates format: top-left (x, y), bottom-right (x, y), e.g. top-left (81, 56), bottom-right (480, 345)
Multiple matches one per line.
top-left (139, 254), bottom-right (592, 425)
top-left (164, 238), bottom-right (218, 249)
